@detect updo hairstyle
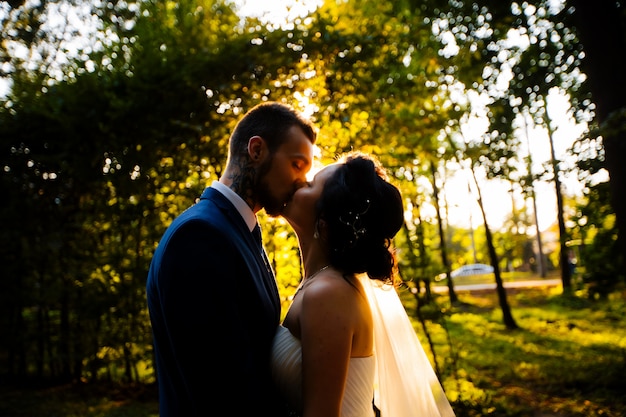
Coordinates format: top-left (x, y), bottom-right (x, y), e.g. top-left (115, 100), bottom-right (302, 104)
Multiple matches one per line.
top-left (317, 152), bottom-right (404, 282)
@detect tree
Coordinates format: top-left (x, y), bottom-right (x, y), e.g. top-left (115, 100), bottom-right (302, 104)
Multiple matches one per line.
top-left (567, 0), bottom-right (626, 277)
top-left (448, 131), bottom-right (519, 330)
top-left (3, 0), bottom-right (623, 386)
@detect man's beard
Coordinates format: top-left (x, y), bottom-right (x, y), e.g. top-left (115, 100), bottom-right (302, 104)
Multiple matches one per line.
top-left (258, 183), bottom-right (284, 217)
top-left (255, 159), bottom-right (287, 217)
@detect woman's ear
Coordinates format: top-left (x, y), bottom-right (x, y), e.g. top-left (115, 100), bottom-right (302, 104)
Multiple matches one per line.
top-left (248, 136), bottom-right (265, 162)
top-left (316, 218), bottom-right (328, 240)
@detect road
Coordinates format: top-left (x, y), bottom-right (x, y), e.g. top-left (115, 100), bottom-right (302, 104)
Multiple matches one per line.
top-left (432, 278), bottom-right (562, 293)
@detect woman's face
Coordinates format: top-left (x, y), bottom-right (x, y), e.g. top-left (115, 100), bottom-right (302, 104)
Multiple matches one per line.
top-left (282, 163), bottom-right (339, 234)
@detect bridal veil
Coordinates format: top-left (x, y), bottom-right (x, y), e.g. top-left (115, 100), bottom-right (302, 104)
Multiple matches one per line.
top-left (360, 275), bottom-right (456, 417)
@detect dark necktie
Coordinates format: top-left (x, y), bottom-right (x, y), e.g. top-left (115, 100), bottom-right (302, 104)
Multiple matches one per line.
top-left (252, 224), bottom-right (272, 273)
top-left (252, 223), bottom-right (263, 249)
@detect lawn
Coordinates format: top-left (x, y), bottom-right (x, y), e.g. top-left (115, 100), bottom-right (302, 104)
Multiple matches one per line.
top-left (403, 282), bottom-right (626, 417)
top-left (1, 281), bottom-right (624, 417)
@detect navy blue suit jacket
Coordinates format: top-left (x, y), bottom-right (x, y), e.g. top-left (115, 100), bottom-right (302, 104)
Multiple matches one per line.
top-left (146, 187), bottom-right (285, 416)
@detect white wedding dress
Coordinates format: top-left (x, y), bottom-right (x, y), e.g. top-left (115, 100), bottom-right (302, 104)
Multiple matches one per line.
top-left (271, 275), bottom-right (455, 417)
top-left (271, 325), bottom-right (376, 417)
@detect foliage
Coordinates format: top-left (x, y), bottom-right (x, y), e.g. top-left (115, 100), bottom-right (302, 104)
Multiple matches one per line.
top-left (0, 0), bottom-right (311, 383)
top-left (0, 0), bottom-right (623, 391)
top-left (569, 181), bottom-right (623, 297)
top-left (569, 118), bottom-right (624, 294)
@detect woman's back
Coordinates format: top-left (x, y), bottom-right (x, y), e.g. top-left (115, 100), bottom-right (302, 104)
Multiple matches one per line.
top-left (271, 325), bottom-right (376, 417)
top-left (271, 269), bottom-right (375, 417)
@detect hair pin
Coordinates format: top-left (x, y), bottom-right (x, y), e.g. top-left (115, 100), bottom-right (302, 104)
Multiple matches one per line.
top-left (339, 199), bottom-right (370, 246)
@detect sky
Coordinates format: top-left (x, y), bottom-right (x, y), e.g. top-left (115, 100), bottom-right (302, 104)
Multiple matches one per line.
top-left (442, 89), bottom-right (591, 232)
top-left (233, 0), bottom-right (323, 24)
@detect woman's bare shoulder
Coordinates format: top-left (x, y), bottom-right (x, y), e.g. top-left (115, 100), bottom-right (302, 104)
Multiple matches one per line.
top-left (304, 270), bottom-right (356, 298)
top-left (301, 270), bottom-right (361, 320)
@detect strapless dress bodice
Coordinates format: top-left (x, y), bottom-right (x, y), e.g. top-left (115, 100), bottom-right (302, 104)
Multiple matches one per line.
top-left (271, 325), bottom-right (376, 417)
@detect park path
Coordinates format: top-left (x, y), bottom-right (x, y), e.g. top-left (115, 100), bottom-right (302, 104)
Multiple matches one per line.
top-left (432, 278), bottom-right (562, 293)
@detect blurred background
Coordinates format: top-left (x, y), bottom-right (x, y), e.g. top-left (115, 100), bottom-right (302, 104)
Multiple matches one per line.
top-left (0, 0), bottom-right (624, 404)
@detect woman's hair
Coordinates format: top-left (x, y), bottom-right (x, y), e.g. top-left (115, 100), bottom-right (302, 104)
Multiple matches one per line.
top-left (317, 152), bottom-right (404, 282)
top-left (229, 102), bottom-right (317, 157)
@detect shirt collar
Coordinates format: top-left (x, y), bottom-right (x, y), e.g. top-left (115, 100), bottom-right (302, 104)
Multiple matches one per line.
top-left (211, 180), bottom-right (257, 232)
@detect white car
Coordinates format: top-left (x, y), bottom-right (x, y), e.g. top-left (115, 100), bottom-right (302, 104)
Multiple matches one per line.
top-left (450, 263), bottom-right (494, 278)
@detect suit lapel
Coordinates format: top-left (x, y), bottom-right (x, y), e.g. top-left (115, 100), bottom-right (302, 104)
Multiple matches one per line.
top-left (201, 187), bottom-right (281, 315)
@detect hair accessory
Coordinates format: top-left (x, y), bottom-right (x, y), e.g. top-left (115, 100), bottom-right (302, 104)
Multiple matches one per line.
top-left (339, 199), bottom-right (370, 247)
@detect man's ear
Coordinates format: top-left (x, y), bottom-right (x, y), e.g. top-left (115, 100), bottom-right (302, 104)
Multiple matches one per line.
top-left (248, 136), bottom-right (265, 162)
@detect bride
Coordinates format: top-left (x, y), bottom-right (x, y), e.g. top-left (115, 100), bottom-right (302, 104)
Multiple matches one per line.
top-left (271, 151), bottom-right (455, 417)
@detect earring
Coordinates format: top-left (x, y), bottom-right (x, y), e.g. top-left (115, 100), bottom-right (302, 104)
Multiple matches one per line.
top-left (313, 220), bottom-right (320, 239)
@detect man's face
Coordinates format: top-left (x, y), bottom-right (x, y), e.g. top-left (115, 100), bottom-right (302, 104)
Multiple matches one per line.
top-left (256, 125), bottom-right (314, 217)
top-left (282, 163), bottom-right (339, 233)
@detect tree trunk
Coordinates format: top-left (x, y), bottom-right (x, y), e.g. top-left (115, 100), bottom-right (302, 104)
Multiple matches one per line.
top-left (522, 112), bottom-right (546, 277)
top-left (470, 167), bottom-right (518, 329)
top-left (402, 206), bottom-right (435, 302)
top-left (568, 0), bottom-right (626, 271)
top-left (545, 109), bottom-right (572, 290)
top-left (430, 162), bottom-right (458, 303)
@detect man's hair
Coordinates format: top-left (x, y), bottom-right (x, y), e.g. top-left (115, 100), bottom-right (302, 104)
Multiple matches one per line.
top-left (229, 102), bottom-right (317, 158)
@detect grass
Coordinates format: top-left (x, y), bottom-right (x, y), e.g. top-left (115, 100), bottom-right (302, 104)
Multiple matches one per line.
top-left (0, 383), bottom-right (159, 417)
top-left (402, 282), bottom-right (626, 417)
top-left (1, 280), bottom-right (624, 417)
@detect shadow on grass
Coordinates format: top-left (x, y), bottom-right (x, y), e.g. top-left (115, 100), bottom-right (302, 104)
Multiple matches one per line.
top-left (0, 382), bottom-right (159, 417)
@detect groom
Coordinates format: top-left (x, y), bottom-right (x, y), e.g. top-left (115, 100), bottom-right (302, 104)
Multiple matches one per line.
top-left (146, 102), bottom-right (317, 416)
